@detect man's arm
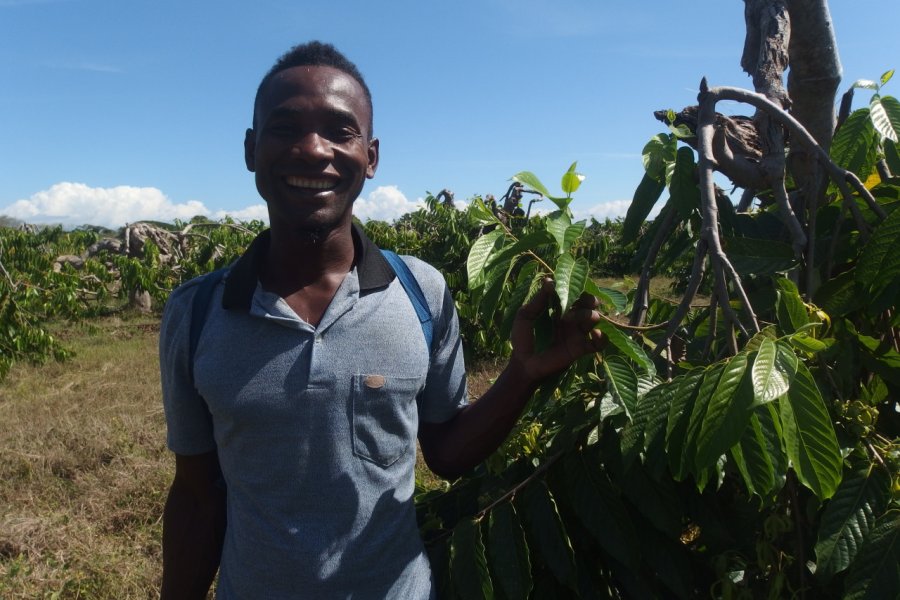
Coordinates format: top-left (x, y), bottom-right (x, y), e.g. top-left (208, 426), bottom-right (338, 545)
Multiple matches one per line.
top-left (161, 451), bottom-right (227, 600)
top-left (418, 280), bottom-right (605, 479)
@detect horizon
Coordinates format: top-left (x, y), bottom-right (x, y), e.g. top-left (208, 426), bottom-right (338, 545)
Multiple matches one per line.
top-left (1, 0), bottom-right (897, 229)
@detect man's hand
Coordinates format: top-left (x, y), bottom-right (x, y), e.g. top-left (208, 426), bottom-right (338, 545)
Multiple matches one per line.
top-left (509, 278), bottom-right (606, 384)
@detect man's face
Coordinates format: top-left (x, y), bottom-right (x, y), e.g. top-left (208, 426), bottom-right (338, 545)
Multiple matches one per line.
top-left (245, 65), bottom-right (378, 237)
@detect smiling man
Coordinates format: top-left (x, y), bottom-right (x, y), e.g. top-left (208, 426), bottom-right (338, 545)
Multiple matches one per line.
top-left (159, 41), bottom-right (604, 599)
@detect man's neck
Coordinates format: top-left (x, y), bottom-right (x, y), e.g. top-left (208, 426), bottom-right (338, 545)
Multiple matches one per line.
top-left (261, 221), bottom-right (357, 295)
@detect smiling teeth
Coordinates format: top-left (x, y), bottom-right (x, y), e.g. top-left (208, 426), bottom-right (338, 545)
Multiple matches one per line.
top-left (285, 176), bottom-right (337, 190)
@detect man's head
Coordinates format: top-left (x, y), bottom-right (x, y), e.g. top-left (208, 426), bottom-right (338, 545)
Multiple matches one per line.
top-left (245, 42), bottom-right (379, 239)
top-left (253, 41), bottom-right (373, 138)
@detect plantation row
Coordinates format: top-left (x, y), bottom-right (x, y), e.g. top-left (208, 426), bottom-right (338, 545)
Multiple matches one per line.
top-left (1, 85), bottom-right (899, 597)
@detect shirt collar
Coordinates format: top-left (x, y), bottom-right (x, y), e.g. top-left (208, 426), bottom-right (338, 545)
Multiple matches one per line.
top-left (221, 222), bottom-right (394, 311)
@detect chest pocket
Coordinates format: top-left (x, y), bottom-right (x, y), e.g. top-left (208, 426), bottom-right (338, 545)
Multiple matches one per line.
top-left (351, 373), bottom-right (423, 467)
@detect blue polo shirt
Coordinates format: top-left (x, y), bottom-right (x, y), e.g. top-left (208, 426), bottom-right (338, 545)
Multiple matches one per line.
top-left (159, 226), bottom-right (469, 599)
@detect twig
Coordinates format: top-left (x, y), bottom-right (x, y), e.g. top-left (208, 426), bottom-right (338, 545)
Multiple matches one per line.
top-left (630, 206), bottom-right (678, 327)
top-left (653, 240), bottom-right (708, 358)
top-left (702, 293), bottom-right (720, 360)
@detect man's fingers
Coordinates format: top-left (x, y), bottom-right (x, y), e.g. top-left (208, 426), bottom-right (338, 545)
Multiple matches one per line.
top-left (516, 278), bottom-right (554, 321)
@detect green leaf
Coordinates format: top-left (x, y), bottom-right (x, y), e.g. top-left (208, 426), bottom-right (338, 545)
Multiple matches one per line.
top-left (603, 355), bottom-right (638, 419)
top-left (484, 230), bottom-right (554, 273)
top-left (885, 138), bottom-right (900, 175)
top-left (870, 94), bottom-right (899, 143)
top-left (815, 270), bottom-right (867, 318)
top-left (815, 466), bottom-right (892, 582)
top-left (554, 254), bottom-right (588, 312)
top-left (642, 133), bottom-right (677, 183)
top-left (500, 261), bottom-right (540, 341)
top-left (488, 503), bottom-right (533, 600)
top-left (752, 338), bottom-right (790, 404)
top-left (723, 237), bottom-right (798, 276)
top-left (479, 257), bottom-right (515, 321)
top-left (467, 229), bottom-right (504, 289)
top-left (623, 174), bottom-right (667, 240)
top-left (775, 278), bottom-right (810, 334)
top-left (670, 147), bottom-right (701, 219)
top-left (855, 202), bottom-right (900, 297)
top-left (469, 197), bottom-right (501, 225)
top-left (831, 109), bottom-right (878, 181)
top-left (546, 211), bottom-right (572, 254)
top-left (594, 319), bottom-right (656, 377)
top-left (563, 452), bottom-right (641, 570)
top-left (848, 323), bottom-right (900, 386)
top-left (561, 222), bottom-right (585, 254)
top-left (666, 369), bottom-right (705, 479)
top-left (560, 161), bottom-right (585, 196)
top-left (451, 518), bottom-right (494, 599)
top-left (778, 362), bottom-right (842, 500)
top-left (789, 332), bottom-right (833, 353)
top-left (636, 382), bottom-right (675, 454)
top-left (881, 69), bottom-right (895, 86)
top-left (731, 411), bottom-right (777, 498)
top-left (520, 483), bottom-right (578, 591)
top-left (842, 510), bottom-right (900, 600)
top-left (510, 171), bottom-right (552, 199)
top-left (584, 279), bottom-right (627, 314)
top-left (694, 353), bottom-right (753, 472)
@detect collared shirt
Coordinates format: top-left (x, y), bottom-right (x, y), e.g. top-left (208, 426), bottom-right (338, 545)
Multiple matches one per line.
top-left (159, 225), bottom-right (468, 599)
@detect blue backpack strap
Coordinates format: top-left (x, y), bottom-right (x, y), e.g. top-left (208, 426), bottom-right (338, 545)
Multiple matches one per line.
top-left (380, 250), bottom-right (434, 351)
top-left (188, 267), bottom-right (229, 382)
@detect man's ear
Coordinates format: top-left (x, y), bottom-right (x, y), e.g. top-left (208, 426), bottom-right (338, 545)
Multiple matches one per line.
top-left (244, 128), bottom-right (256, 172)
top-left (366, 138), bottom-right (379, 179)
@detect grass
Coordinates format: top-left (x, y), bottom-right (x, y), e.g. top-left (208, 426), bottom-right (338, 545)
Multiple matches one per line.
top-left (0, 316), bottom-right (171, 598)
top-left (0, 314), bottom-right (499, 598)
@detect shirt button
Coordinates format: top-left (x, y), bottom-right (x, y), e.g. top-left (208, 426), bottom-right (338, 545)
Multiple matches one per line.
top-left (314, 335), bottom-right (322, 344)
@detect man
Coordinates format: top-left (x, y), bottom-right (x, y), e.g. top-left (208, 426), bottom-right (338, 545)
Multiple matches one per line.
top-left (160, 41), bottom-right (603, 599)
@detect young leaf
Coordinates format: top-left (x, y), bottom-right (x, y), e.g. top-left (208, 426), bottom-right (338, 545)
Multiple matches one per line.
top-left (881, 69), bottom-right (894, 87)
top-left (488, 503), bottom-right (533, 600)
top-left (778, 363), bottom-right (842, 500)
top-left (603, 355), bottom-right (638, 419)
top-left (560, 161), bottom-right (585, 196)
top-left (553, 254), bottom-right (588, 312)
top-left (467, 229), bottom-right (504, 290)
top-left (751, 338), bottom-right (790, 405)
top-left (520, 483), bottom-right (578, 591)
top-left (842, 510), bottom-right (900, 600)
top-left (814, 466), bottom-right (892, 582)
top-left (450, 518), bottom-right (494, 599)
top-left (469, 196), bottom-right (501, 225)
top-left (852, 79), bottom-right (880, 90)
top-left (594, 319), bottom-right (655, 377)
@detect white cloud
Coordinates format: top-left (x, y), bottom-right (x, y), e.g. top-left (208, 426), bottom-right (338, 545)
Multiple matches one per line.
top-left (213, 204), bottom-right (269, 224)
top-left (353, 185), bottom-right (423, 222)
top-left (0, 182), bottom-right (213, 229)
top-left (575, 199), bottom-right (638, 222)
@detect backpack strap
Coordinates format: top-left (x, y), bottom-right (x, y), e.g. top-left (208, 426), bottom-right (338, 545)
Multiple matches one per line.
top-left (188, 267), bottom-right (229, 382)
top-left (380, 249), bottom-right (434, 351)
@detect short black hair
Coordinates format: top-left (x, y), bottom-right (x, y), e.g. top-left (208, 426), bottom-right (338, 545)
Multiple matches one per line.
top-left (253, 41), bottom-right (374, 137)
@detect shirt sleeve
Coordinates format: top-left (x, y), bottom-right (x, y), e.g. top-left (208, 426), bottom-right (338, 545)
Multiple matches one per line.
top-left (159, 278), bottom-right (219, 456)
top-left (403, 257), bottom-right (469, 424)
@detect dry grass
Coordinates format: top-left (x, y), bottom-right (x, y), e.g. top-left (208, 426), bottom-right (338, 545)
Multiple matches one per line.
top-left (0, 315), bottom-right (502, 598)
top-left (0, 316), bottom-right (170, 598)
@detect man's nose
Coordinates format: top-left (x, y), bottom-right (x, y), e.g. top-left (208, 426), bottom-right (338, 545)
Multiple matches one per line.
top-left (291, 132), bottom-right (332, 162)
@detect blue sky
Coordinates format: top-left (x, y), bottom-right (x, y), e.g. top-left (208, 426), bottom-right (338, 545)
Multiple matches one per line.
top-left (1, 0), bottom-right (897, 228)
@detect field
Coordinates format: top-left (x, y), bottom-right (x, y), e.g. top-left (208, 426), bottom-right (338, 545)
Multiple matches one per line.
top-left (0, 313), bottom-right (505, 599)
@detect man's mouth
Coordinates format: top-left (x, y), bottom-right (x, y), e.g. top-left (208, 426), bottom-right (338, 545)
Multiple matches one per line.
top-left (284, 176), bottom-right (339, 191)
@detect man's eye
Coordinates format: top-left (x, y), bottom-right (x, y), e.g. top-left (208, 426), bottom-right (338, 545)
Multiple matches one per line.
top-left (330, 127), bottom-right (359, 141)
